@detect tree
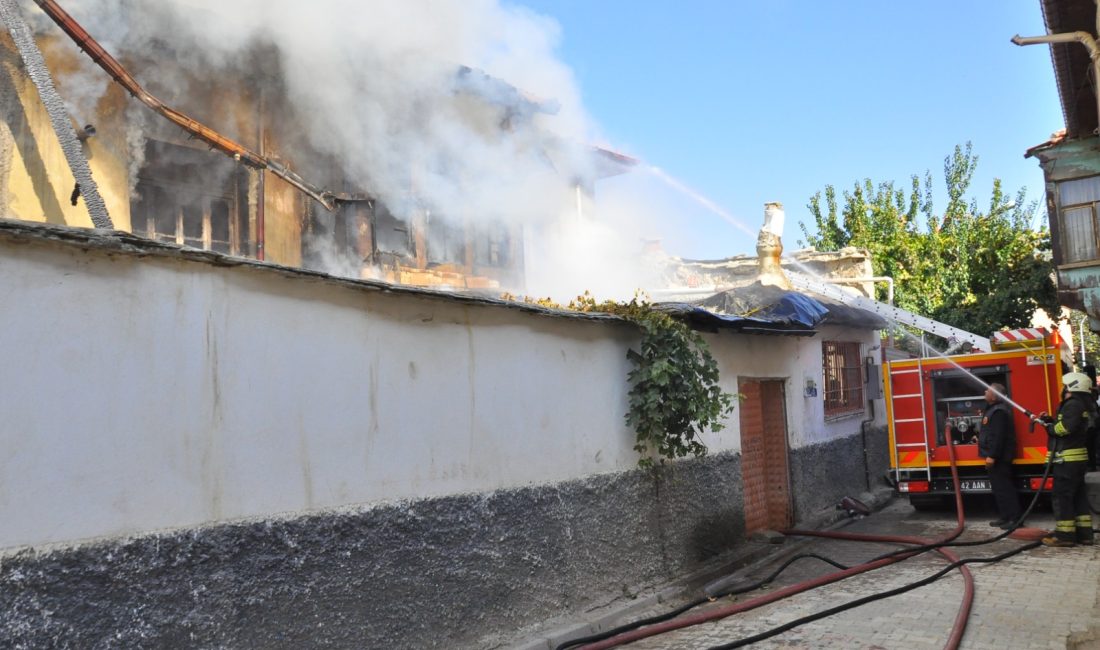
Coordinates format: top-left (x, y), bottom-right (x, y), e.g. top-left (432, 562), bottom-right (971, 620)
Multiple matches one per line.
top-left (799, 143), bottom-right (1060, 339)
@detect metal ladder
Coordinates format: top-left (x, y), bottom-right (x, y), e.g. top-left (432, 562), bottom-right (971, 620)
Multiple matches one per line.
top-left (888, 355), bottom-right (933, 484)
top-left (787, 271), bottom-right (991, 352)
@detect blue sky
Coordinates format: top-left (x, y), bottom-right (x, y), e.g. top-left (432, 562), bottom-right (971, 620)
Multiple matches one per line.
top-left (512, 1), bottom-right (1063, 260)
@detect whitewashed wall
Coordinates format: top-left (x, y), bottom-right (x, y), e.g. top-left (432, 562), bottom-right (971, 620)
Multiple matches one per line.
top-left (0, 226), bottom-right (882, 551)
top-left (703, 324), bottom-right (884, 452)
top-left (0, 235), bottom-right (632, 549)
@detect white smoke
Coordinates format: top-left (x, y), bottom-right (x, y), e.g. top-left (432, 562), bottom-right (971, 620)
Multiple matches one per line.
top-left (24, 0), bottom-right (667, 301)
top-left (122, 102), bottom-right (146, 198)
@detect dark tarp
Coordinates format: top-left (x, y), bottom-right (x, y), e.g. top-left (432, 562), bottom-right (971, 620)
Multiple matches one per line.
top-left (653, 302), bottom-right (819, 336)
top-left (656, 282), bottom-right (887, 335)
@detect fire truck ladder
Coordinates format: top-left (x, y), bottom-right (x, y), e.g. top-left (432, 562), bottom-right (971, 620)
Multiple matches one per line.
top-left (786, 270), bottom-right (991, 487)
top-left (786, 271), bottom-right (992, 353)
top-left (887, 356), bottom-right (933, 485)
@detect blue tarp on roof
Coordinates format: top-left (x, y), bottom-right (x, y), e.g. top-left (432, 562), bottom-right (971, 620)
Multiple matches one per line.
top-left (656, 282), bottom-right (887, 335)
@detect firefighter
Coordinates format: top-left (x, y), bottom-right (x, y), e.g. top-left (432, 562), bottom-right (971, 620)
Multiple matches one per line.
top-left (979, 382), bottom-right (1020, 529)
top-left (1033, 372), bottom-right (1096, 547)
top-left (1089, 386), bottom-right (1100, 471)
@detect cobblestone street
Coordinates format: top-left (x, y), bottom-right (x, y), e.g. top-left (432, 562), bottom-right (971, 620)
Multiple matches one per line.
top-left (536, 496), bottom-right (1100, 649)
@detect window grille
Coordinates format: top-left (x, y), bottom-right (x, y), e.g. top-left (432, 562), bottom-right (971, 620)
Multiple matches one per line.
top-left (823, 340), bottom-right (864, 418)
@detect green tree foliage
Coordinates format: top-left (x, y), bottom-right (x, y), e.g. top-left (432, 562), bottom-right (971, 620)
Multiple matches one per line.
top-left (799, 143), bottom-right (1059, 338)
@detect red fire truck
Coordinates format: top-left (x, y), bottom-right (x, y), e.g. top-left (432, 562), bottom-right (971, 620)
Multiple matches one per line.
top-left (884, 327), bottom-right (1072, 508)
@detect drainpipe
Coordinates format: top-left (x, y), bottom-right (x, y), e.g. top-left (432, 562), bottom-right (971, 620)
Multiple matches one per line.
top-left (1012, 22), bottom-right (1100, 133)
top-left (1081, 315), bottom-right (1089, 368)
top-left (256, 90), bottom-right (266, 261)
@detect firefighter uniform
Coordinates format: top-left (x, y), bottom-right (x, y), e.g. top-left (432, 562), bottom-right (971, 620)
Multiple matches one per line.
top-left (1044, 374), bottom-right (1096, 547)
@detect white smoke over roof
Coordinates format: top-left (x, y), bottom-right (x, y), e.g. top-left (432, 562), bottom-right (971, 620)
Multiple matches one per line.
top-left (23, 0), bottom-right (663, 301)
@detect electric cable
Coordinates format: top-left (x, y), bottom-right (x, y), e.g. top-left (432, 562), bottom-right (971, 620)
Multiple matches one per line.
top-left (704, 540), bottom-right (1041, 650)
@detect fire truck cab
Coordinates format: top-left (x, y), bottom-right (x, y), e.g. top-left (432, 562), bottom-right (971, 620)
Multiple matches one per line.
top-left (884, 328), bottom-right (1071, 508)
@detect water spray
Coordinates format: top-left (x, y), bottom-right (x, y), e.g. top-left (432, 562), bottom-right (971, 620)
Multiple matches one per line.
top-left (644, 166), bottom-right (757, 238)
top-left (644, 170), bottom-right (1057, 420)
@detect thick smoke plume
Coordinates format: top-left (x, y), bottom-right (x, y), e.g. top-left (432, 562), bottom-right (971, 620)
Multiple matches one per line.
top-left (24, 0), bottom-right (664, 301)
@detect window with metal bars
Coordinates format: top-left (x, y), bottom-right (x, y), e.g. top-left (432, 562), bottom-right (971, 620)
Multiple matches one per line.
top-left (822, 340), bottom-right (864, 418)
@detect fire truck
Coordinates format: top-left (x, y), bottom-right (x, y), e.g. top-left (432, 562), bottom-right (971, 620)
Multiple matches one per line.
top-left (884, 327), bottom-right (1071, 508)
top-left (785, 272), bottom-right (1076, 508)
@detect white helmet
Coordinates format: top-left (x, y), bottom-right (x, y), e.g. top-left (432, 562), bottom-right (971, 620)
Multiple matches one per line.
top-left (1063, 372), bottom-right (1093, 394)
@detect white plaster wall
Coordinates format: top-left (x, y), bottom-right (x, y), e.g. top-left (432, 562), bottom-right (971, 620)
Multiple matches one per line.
top-left (0, 239), bottom-right (651, 549)
top-left (703, 324), bottom-right (885, 452)
top-left (0, 234), bottom-right (883, 550)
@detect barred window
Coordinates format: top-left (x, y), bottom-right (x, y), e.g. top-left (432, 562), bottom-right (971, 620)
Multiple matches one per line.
top-left (823, 341), bottom-right (864, 418)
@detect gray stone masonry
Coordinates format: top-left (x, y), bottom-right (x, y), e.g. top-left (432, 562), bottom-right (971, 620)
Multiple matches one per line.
top-left (535, 491), bottom-right (1100, 649)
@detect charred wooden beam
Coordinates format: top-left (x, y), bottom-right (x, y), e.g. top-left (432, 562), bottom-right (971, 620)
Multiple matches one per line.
top-left (0, 0), bottom-right (112, 227)
top-left (31, 0), bottom-right (370, 212)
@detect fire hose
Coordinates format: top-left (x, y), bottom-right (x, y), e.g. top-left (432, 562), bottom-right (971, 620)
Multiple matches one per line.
top-left (569, 439), bottom-right (976, 650)
top-left (31, 0), bottom-right (367, 211)
top-left (564, 426), bottom-right (1062, 650)
top-left (700, 419), bottom-right (1062, 649)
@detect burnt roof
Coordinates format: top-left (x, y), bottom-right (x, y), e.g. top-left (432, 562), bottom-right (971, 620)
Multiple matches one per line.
top-left (1041, 0), bottom-right (1100, 138)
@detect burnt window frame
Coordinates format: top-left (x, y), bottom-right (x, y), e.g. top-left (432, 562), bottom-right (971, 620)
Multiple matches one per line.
top-left (129, 140), bottom-right (248, 256)
top-left (474, 220), bottom-right (511, 268)
top-left (425, 211), bottom-right (467, 267)
top-left (370, 202), bottom-right (414, 260)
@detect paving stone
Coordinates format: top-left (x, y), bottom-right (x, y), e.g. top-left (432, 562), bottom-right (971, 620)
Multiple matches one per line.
top-left (532, 498), bottom-right (1100, 649)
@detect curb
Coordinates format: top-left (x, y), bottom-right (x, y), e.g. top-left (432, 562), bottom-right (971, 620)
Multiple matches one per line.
top-left (510, 487), bottom-right (898, 650)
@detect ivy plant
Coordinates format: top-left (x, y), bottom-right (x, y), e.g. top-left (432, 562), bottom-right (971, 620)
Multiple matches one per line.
top-left (570, 292), bottom-right (736, 467)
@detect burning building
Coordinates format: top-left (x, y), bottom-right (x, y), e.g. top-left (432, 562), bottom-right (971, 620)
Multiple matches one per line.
top-left (0, 4), bottom-right (899, 648)
top-left (0, 0), bottom-right (632, 293)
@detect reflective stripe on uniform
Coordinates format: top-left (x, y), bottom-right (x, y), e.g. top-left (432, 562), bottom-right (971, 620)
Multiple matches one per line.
top-left (1045, 447), bottom-right (1090, 462)
top-left (1056, 520), bottom-right (1076, 533)
top-left (1077, 515), bottom-right (1094, 527)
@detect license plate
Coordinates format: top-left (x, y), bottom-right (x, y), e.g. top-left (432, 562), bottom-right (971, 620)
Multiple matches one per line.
top-left (959, 480), bottom-right (990, 491)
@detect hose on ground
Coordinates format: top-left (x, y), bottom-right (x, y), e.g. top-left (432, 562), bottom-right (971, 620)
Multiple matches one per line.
top-left (704, 539), bottom-right (1041, 649)
top-left (572, 436), bottom-right (974, 650)
top-left (552, 554), bottom-right (849, 650)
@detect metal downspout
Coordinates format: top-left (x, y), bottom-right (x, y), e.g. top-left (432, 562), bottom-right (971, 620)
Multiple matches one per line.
top-left (1012, 20), bottom-right (1100, 134)
top-left (0, 0), bottom-right (112, 228)
top-left (256, 91), bottom-right (266, 261)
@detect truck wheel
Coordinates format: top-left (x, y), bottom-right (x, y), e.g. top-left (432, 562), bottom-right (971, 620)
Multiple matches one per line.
top-left (909, 495), bottom-right (949, 511)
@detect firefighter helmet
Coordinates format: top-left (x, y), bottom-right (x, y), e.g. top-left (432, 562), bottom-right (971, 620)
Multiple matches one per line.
top-left (1063, 372), bottom-right (1093, 393)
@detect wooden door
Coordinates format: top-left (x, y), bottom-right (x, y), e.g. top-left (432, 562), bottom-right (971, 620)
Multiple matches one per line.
top-left (739, 379), bottom-right (792, 532)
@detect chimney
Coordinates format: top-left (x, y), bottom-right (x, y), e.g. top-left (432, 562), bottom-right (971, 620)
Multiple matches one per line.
top-left (757, 202), bottom-right (791, 289)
